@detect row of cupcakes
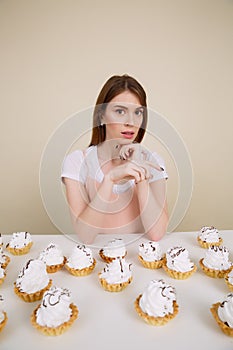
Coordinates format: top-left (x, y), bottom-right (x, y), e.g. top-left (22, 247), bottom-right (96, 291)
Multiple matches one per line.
top-left (2, 278), bottom-right (233, 337)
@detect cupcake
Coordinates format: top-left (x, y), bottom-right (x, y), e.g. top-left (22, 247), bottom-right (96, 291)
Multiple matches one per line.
top-left (138, 241), bottom-right (165, 269)
top-left (225, 268), bottom-right (233, 291)
top-left (6, 231), bottom-right (33, 255)
top-left (163, 246), bottom-right (197, 279)
top-left (65, 244), bottom-right (96, 276)
top-left (0, 266), bottom-right (6, 286)
top-left (31, 286), bottom-right (78, 336)
top-left (38, 243), bottom-right (66, 273)
top-left (134, 279), bottom-right (179, 326)
top-left (0, 295), bottom-right (7, 332)
top-left (197, 226), bottom-right (222, 248)
top-left (199, 245), bottom-right (232, 278)
top-left (99, 238), bottom-right (127, 263)
top-left (0, 247), bottom-right (10, 269)
top-left (14, 259), bottom-right (52, 302)
top-left (99, 257), bottom-right (132, 292)
top-left (210, 293), bottom-right (233, 336)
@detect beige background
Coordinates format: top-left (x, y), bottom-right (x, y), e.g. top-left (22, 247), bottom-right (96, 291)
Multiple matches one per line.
top-left (1, 0), bottom-right (233, 234)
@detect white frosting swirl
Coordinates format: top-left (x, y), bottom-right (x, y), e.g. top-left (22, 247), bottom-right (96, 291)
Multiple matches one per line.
top-left (138, 241), bottom-right (163, 261)
top-left (0, 233), bottom-right (2, 245)
top-left (0, 266), bottom-right (5, 279)
top-left (227, 269), bottom-right (233, 285)
top-left (166, 246), bottom-right (194, 272)
top-left (102, 238), bottom-right (126, 258)
top-left (7, 232), bottom-right (32, 249)
top-left (218, 293), bottom-right (233, 328)
top-left (99, 257), bottom-right (132, 284)
top-left (38, 243), bottom-right (64, 266)
top-left (203, 246), bottom-right (232, 270)
top-left (36, 286), bottom-right (72, 327)
top-left (198, 226), bottom-right (220, 243)
top-left (139, 279), bottom-right (176, 317)
top-left (66, 245), bottom-right (94, 269)
top-left (16, 259), bottom-right (49, 293)
top-left (0, 247), bottom-right (7, 265)
top-left (0, 295), bottom-right (5, 323)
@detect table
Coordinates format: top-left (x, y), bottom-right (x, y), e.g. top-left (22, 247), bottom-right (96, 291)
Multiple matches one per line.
top-left (0, 231), bottom-right (233, 350)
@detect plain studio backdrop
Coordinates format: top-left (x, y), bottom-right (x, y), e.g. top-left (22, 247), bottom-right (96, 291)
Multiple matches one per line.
top-left (0, 0), bottom-right (233, 235)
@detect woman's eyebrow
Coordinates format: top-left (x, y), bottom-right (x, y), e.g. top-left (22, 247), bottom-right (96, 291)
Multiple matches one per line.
top-left (112, 104), bottom-right (143, 110)
top-left (113, 104), bottom-right (128, 109)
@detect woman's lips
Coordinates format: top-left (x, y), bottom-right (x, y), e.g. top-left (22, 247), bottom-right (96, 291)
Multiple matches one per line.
top-left (121, 131), bottom-right (135, 139)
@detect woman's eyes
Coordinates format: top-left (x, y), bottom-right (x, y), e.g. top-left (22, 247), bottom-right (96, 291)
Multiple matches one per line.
top-left (135, 109), bottom-right (144, 116)
top-left (115, 109), bottom-right (125, 115)
top-left (115, 109), bottom-right (143, 116)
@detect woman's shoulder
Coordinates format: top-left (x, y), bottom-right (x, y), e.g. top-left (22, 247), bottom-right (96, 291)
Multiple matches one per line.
top-left (149, 150), bottom-right (165, 165)
top-left (65, 146), bottom-right (95, 162)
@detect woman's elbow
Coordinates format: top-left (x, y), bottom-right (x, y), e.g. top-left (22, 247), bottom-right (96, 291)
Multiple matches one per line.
top-left (147, 214), bottom-right (168, 242)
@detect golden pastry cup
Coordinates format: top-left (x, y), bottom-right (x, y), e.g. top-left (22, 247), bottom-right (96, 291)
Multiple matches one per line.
top-left (138, 255), bottom-right (165, 269)
top-left (134, 294), bottom-right (179, 326)
top-left (163, 262), bottom-right (197, 280)
top-left (99, 249), bottom-right (127, 263)
top-left (99, 275), bottom-right (132, 292)
top-left (31, 303), bottom-right (78, 336)
top-left (6, 241), bottom-right (33, 255)
top-left (225, 277), bottom-right (233, 291)
top-left (46, 257), bottom-right (67, 273)
top-left (0, 272), bottom-right (6, 285)
top-left (14, 279), bottom-right (52, 302)
top-left (0, 312), bottom-right (8, 332)
top-left (210, 302), bottom-right (233, 336)
top-left (1, 255), bottom-right (10, 269)
top-left (197, 236), bottom-right (223, 249)
top-left (199, 258), bottom-right (231, 278)
top-left (65, 259), bottom-right (96, 276)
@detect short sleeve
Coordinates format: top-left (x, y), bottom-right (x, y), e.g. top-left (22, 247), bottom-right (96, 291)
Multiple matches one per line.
top-left (148, 151), bottom-right (168, 183)
top-left (61, 150), bottom-right (86, 184)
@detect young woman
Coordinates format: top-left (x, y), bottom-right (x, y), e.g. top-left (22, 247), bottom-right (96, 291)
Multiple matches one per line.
top-left (61, 74), bottom-right (168, 244)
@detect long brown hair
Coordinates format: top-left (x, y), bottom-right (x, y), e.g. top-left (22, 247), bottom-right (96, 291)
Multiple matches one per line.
top-left (89, 74), bottom-right (148, 146)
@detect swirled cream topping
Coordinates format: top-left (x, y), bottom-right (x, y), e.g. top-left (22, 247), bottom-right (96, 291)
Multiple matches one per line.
top-left (16, 259), bottom-right (49, 293)
top-left (66, 244), bottom-right (94, 269)
top-left (0, 247), bottom-right (7, 265)
top-left (227, 269), bottom-right (233, 285)
top-left (0, 233), bottom-right (2, 246)
top-left (0, 266), bottom-right (5, 279)
top-left (218, 293), bottom-right (233, 328)
top-left (139, 241), bottom-right (163, 261)
top-left (203, 246), bottom-right (232, 270)
top-left (0, 295), bottom-right (5, 323)
top-left (99, 257), bottom-right (132, 284)
top-left (7, 232), bottom-right (32, 249)
top-left (101, 238), bottom-right (126, 258)
top-left (36, 286), bottom-right (72, 327)
top-left (166, 246), bottom-right (194, 272)
top-left (139, 279), bottom-right (176, 317)
top-left (38, 243), bottom-right (64, 266)
top-left (198, 226), bottom-right (220, 243)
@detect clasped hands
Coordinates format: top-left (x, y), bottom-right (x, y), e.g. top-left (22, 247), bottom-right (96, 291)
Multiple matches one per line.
top-left (108, 143), bottom-right (163, 184)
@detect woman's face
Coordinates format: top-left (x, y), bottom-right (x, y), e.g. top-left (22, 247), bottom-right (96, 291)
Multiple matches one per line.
top-left (102, 91), bottom-right (144, 145)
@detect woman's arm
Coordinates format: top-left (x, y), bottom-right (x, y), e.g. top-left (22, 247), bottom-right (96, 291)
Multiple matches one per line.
top-left (135, 179), bottom-right (168, 241)
top-left (63, 177), bottom-right (114, 244)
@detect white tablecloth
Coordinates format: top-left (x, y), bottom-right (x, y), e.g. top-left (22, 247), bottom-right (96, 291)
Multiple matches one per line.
top-left (0, 231), bottom-right (233, 350)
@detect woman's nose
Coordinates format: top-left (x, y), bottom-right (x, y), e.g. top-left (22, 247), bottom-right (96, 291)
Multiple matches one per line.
top-left (124, 113), bottom-right (134, 126)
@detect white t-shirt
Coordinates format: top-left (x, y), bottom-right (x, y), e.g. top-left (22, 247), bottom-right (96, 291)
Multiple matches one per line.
top-left (61, 145), bottom-right (168, 196)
